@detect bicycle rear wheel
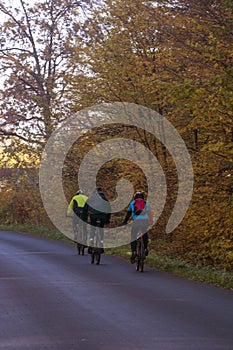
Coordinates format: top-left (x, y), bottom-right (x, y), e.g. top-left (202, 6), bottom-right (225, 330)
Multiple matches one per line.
top-left (135, 239), bottom-right (141, 271)
top-left (76, 222), bottom-right (86, 255)
top-left (90, 249), bottom-right (101, 264)
top-left (135, 237), bottom-right (144, 272)
top-left (77, 243), bottom-right (81, 255)
top-left (139, 257), bottom-right (144, 272)
top-left (139, 239), bottom-right (145, 272)
top-left (95, 225), bottom-right (102, 265)
top-left (77, 243), bottom-right (85, 255)
top-left (95, 251), bottom-right (101, 265)
top-left (90, 224), bottom-right (102, 265)
top-left (91, 249), bottom-right (95, 264)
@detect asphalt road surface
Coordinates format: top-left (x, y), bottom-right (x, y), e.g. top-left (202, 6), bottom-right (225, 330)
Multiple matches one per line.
top-left (0, 231), bottom-right (233, 350)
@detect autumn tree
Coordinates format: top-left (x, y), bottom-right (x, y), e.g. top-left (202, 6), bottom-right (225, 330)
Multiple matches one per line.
top-left (0, 0), bottom-right (90, 147)
top-left (156, 0), bottom-right (233, 269)
top-left (68, 0), bottom-right (233, 269)
top-left (160, 0), bottom-right (233, 153)
top-left (0, 0), bottom-right (91, 227)
top-left (0, 0), bottom-right (232, 269)
top-left (69, 0), bottom-right (168, 110)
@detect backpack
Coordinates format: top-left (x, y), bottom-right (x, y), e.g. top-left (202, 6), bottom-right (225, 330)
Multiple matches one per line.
top-left (73, 199), bottom-right (83, 216)
top-left (134, 198), bottom-right (146, 216)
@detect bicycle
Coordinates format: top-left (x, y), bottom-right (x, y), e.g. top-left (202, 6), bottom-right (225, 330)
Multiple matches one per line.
top-left (73, 217), bottom-right (87, 256)
top-left (135, 230), bottom-right (145, 272)
top-left (90, 219), bottom-right (103, 265)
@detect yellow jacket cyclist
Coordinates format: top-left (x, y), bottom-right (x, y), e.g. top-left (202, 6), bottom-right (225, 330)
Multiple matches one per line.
top-left (67, 190), bottom-right (88, 243)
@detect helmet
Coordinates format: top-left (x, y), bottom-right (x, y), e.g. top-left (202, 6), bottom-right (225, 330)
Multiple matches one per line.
top-left (76, 189), bottom-right (84, 195)
top-left (134, 191), bottom-right (144, 199)
top-left (96, 186), bottom-right (103, 193)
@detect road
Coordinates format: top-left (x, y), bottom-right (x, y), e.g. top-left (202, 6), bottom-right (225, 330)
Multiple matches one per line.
top-left (0, 231), bottom-right (232, 350)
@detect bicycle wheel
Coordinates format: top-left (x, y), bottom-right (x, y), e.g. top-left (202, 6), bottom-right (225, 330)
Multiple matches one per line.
top-left (135, 239), bottom-right (141, 271)
top-left (139, 239), bottom-right (145, 272)
top-left (90, 233), bottom-right (96, 264)
top-left (91, 250), bottom-right (95, 264)
top-left (95, 225), bottom-right (102, 265)
top-left (95, 250), bottom-right (101, 265)
top-left (77, 243), bottom-right (81, 255)
top-left (90, 224), bottom-right (102, 265)
top-left (139, 257), bottom-right (144, 272)
top-left (76, 222), bottom-right (86, 255)
top-left (81, 244), bottom-right (85, 255)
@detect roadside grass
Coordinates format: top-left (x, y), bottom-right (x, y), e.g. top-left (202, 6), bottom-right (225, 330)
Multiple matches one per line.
top-left (0, 224), bottom-right (72, 245)
top-left (107, 246), bottom-right (233, 290)
top-left (1, 225), bottom-right (232, 290)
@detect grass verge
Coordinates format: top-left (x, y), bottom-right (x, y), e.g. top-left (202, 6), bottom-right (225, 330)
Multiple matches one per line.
top-left (0, 224), bottom-right (72, 244)
top-left (1, 225), bottom-right (232, 290)
top-left (107, 246), bottom-right (233, 290)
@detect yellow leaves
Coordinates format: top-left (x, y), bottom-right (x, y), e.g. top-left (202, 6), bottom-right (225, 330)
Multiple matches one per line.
top-left (0, 140), bottom-right (40, 168)
top-left (1, 149), bottom-right (31, 167)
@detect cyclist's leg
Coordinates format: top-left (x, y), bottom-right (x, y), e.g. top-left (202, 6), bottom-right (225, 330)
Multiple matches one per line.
top-left (131, 220), bottom-right (138, 243)
top-left (130, 241), bottom-right (137, 264)
top-left (97, 215), bottom-right (105, 253)
top-left (99, 216), bottom-right (105, 240)
top-left (130, 239), bottom-right (137, 253)
top-left (143, 232), bottom-right (148, 255)
top-left (88, 214), bottom-right (97, 253)
top-left (130, 221), bottom-right (140, 263)
top-left (82, 222), bottom-right (87, 246)
top-left (89, 214), bottom-right (97, 242)
top-left (141, 219), bottom-right (149, 255)
top-left (73, 215), bottom-right (79, 241)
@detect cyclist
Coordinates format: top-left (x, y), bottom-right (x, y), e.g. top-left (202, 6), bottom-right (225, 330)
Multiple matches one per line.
top-left (83, 187), bottom-right (111, 253)
top-left (123, 191), bottom-right (151, 263)
top-left (67, 190), bottom-right (88, 244)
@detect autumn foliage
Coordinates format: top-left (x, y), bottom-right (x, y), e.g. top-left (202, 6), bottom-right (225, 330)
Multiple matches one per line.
top-left (0, 0), bottom-right (232, 271)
